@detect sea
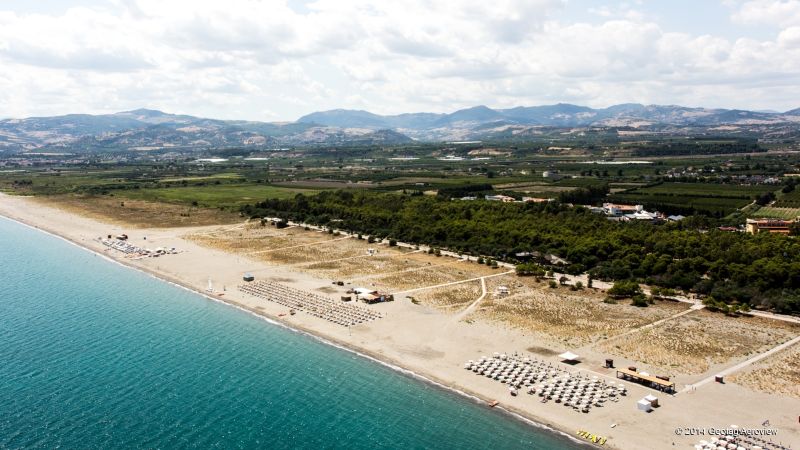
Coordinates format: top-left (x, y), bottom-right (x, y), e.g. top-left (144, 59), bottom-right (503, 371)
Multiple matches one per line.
top-left (0, 216), bottom-right (585, 449)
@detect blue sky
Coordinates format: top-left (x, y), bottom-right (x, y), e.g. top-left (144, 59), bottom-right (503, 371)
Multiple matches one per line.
top-left (0, 0), bottom-right (799, 120)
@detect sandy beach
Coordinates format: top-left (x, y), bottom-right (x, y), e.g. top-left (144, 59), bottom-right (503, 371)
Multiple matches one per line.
top-left (1, 193), bottom-right (798, 450)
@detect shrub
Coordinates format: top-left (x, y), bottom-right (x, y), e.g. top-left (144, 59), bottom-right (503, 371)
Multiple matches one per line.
top-left (608, 280), bottom-right (643, 298)
top-left (631, 294), bottom-right (649, 307)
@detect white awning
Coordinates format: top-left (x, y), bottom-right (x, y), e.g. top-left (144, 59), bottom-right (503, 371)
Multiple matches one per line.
top-left (558, 352), bottom-right (580, 361)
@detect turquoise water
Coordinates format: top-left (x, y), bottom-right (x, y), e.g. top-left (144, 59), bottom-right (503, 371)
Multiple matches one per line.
top-left (0, 217), bottom-right (584, 449)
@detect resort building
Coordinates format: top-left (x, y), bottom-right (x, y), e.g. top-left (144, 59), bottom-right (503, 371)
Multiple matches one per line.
top-left (602, 203), bottom-right (643, 216)
top-left (621, 210), bottom-right (661, 222)
top-left (745, 218), bottom-right (797, 235)
top-left (485, 194), bottom-right (516, 202)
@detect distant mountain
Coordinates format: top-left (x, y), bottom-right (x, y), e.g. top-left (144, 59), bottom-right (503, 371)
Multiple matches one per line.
top-left (0, 109), bottom-right (413, 153)
top-left (300, 103), bottom-right (800, 140)
top-left (2, 103), bottom-right (800, 153)
top-left (298, 109), bottom-right (391, 129)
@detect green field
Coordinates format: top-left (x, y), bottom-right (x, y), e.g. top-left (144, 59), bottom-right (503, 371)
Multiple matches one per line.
top-left (116, 184), bottom-right (318, 207)
top-left (630, 182), bottom-right (775, 197)
top-left (607, 182), bottom-right (777, 216)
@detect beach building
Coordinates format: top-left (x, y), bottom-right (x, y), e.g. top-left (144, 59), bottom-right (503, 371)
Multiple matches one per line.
top-left (745, 218), bottom-right (796, 235)
top-left (353, 287), bottom-right (394, 304)
top-left (622, 210), bottom-right (660, 222)
top-left (616, 368), bottom-right (675, 393)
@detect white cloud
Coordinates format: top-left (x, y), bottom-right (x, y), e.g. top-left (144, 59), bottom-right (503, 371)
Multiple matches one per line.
top-left (0, 0), bottom-right (799, 120)
top-left (731, 0), bottom-right (800, 27)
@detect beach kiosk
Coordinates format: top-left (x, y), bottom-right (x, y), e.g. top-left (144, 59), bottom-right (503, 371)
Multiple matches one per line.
top-left (242, 273), bottom-right (255, 282)
top-left (637, 398), bottom-right (653, 412)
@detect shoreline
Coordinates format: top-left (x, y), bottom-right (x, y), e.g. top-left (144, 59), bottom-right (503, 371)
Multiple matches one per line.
top-left (2, 194), bottom-right (798, 450)
top-left (0, 211), bottom-right (592, 449)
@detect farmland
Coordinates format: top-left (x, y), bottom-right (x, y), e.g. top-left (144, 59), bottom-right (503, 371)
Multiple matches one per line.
top-left (608, 182), bottom-right (777, 216)
top-left (116, 184), bottom-right (319, 207)
top-left (773, 188), bottom-right (800, 208)
top-left (748, 206), bottom-right (800, 220)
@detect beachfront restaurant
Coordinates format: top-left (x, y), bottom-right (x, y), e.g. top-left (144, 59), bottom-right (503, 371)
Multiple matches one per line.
top-left (616, 368), bottom-right (675, 393)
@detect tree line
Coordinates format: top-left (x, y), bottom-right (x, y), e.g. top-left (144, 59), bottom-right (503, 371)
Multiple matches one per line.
top-left (242, 190), bottom-right (800, 314)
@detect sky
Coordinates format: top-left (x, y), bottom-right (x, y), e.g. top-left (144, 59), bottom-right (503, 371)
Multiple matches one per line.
top-left (0, 0), bottom-right (799, 121)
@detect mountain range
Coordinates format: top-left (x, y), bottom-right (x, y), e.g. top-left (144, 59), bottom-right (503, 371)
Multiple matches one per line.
top-left (299, 104), bottom-right (800, 140)
top-left (2, 104), bottom-right (799, 153)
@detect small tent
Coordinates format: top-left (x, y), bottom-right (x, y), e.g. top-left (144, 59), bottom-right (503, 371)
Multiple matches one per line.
top-left (558, 352), bottom-right (580, 362)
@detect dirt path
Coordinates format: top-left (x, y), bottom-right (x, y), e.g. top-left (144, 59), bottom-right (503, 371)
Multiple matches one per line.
top-left (597, 303), bottom-right (704, 346)
top-left (681, 335), bottom-right (800, 393)
top-left (452, 276), bottom-right (488, 323)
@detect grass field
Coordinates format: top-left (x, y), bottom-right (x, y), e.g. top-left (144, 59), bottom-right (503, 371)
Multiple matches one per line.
top-left (117, 184), bottom-right (318, 207)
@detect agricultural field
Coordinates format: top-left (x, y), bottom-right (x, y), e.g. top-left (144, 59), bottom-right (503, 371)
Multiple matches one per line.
top-left (773, 188), bottom-right (800, 208)
top-left (730, 344), bottom-right (800, 400)
top-left (747, 206), bottom-right (800, 220)
top-left (609, 182), bottom-right (777, 215)
top-left (595, 310), bottom-right (800, 376)
top-left (473, 275), bottom-right (690, 347)
top-left (628, 182), bottom-right (774, 197)
top-left (117, 184), bottom-right (318, 207)
top-left (37, 195), bottom-right (239, 228)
